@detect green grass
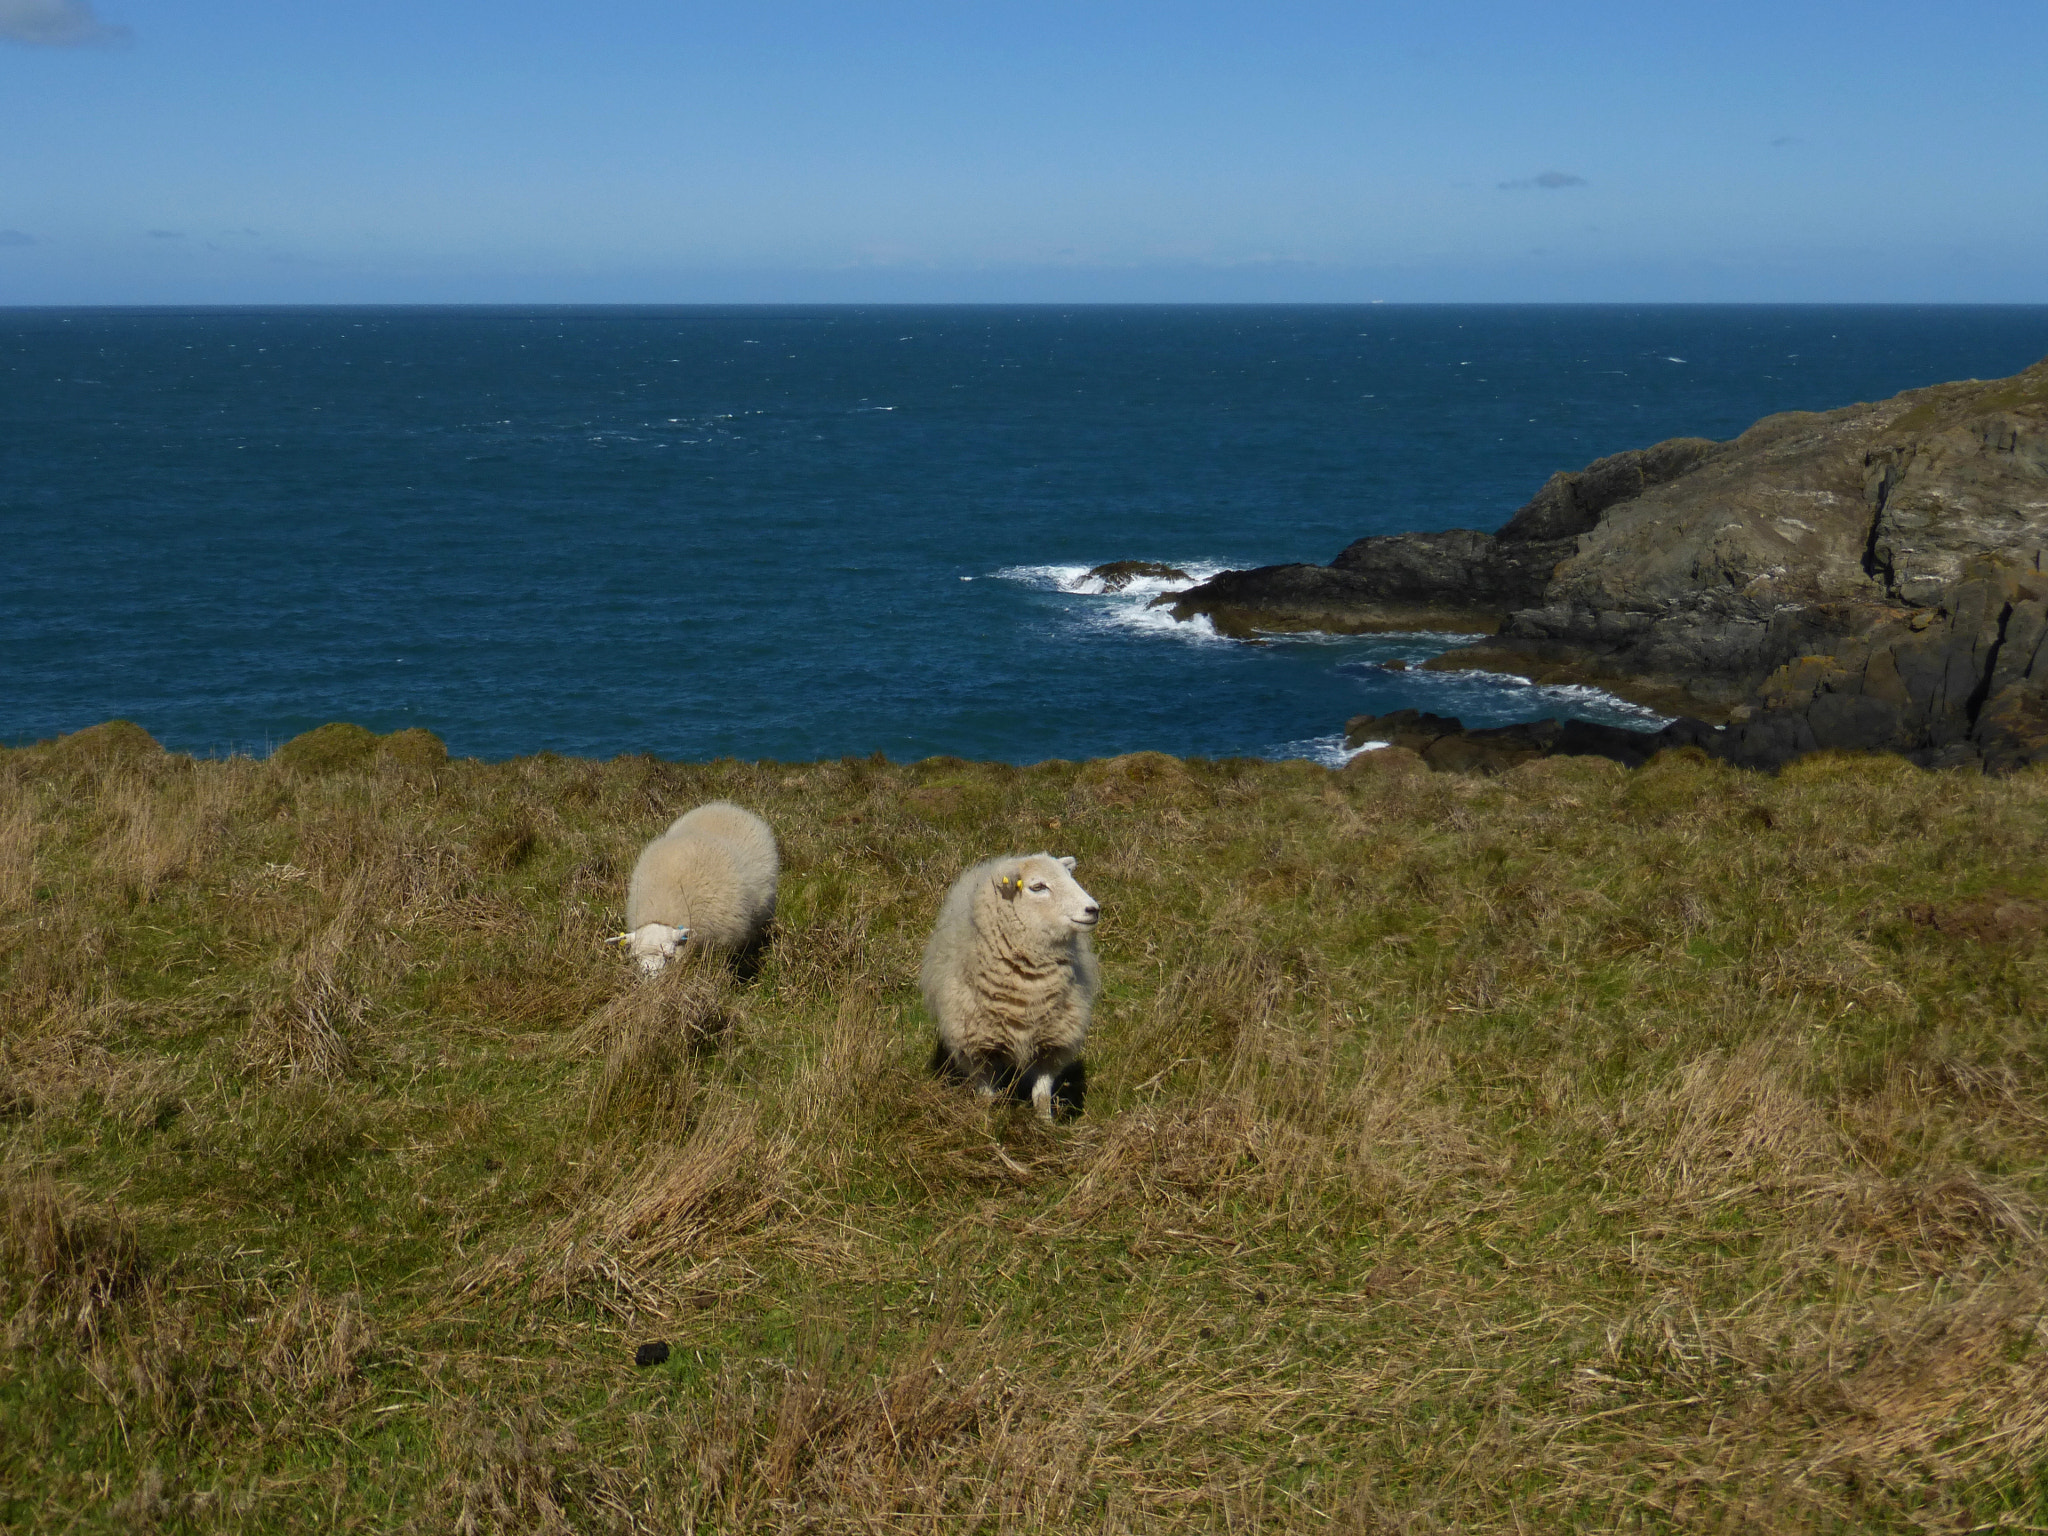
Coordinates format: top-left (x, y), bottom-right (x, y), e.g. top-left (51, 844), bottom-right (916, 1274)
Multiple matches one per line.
top-left (3, 726), bottom-right (2047, 1532)
top-left (1878, 357), bottom-right (2048, 438)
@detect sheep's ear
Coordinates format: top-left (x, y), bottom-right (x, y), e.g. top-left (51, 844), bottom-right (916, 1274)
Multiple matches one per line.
top-left (993, 871), bottom-right (1022, 901)
top-left (1057, 856), bottom-right (1077, 872)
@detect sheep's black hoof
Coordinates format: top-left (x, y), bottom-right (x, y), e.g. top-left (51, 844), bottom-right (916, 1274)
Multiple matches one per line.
top-left (1050, 1059), bottom-right (1086, 1121)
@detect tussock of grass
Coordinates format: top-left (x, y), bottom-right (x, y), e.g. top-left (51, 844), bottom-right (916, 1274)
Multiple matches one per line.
top-left (3, 729), bottom-right (2047, 1530)
top-left (580, 966), bottom-right (730, 1135)
top-left (2, 1173), bottom-right (145, 1346)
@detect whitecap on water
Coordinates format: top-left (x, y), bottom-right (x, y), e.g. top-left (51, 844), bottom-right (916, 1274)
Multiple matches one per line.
top-left (1270, 733), bottom-right (1388, 767)
top-left (987, 562), bottom-right (1231, 644)
top-left (990, 563), bottom-right (1098, 592)
top-left (991, 561), bottom-right (1225, 596)
top-left (1376, 664), bottom-right (1673, 731)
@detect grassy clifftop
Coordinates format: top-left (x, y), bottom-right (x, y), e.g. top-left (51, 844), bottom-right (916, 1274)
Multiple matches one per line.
top-left (4, 728), bottom-right (2047, 1532)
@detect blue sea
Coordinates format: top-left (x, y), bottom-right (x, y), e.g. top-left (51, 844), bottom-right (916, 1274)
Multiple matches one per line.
top-left (7, 305), bottom-right (2048, 764)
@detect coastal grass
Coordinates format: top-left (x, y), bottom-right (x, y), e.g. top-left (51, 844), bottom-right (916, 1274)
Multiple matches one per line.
top-left (3, 727), bottom-right (2047, 1532)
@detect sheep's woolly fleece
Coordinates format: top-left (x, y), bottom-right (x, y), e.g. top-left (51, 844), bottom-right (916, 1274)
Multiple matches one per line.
top-left (922, 852), bottom-right (1101, 1120)
top-left (620, 801), bottom-right (779, 974)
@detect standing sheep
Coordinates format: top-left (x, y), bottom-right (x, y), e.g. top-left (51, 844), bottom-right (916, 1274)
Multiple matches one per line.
top-left (922, 852), bottom-right (1101, 1122)
top-left (612, 801), bottom-right (779, 975)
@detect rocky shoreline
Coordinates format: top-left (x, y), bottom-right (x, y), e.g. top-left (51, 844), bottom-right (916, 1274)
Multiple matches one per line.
top-left (1159, 359), bottom-right (2048, 773)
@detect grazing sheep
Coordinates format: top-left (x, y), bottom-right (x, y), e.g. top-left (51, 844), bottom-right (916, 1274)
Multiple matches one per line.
top-left (922, 853), bottom-right (1101, 1122)
top-left (612, 801), bottom-right (778, 975)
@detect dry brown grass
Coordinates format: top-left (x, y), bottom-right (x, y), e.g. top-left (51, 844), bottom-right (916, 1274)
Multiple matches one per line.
top-left (457, 1093), bottom-right (795, 1326)
top-left (241, 897), bottom-right (367, 1083)
top-left (2, 728), bottom-right (2046, 1531)
top-left (1, 1171), bottom-right (145, 1347)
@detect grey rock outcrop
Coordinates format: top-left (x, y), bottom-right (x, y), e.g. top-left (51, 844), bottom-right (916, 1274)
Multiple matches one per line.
top-left (1160, 436), bottom-right (1721, 637)
top-left (1166, 358), bottom-right (2048, 771)
top-left (1714, 559), bottom-right (2048, 773)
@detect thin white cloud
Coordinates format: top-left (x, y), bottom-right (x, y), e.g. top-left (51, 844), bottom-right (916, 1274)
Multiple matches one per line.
top-left (0, 229), bottom-right (37, 246)
top-left (1498, 170), bottom-right (1588, 191)
top-left (0, 0), bottom-right (130, 46)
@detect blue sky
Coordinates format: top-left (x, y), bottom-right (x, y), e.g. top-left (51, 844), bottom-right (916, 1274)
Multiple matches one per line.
top-left (3, 0), bottom-right (2044, 304)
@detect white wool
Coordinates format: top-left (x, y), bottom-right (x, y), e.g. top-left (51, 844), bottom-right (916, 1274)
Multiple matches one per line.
top-left (921, 852), bottom-right (1101, 1121)
top-left (622, 801), bottom-right (779, 973)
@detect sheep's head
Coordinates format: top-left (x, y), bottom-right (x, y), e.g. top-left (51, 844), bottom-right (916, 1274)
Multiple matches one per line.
top-left (994, 854), bottom-right (1099, 937)
top-left (607, 923), bottom-right (690, 976)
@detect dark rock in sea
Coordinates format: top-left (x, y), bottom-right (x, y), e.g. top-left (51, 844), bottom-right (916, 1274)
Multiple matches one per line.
top-left (1150, 556), bottom-right (1500, 638)
top-left (1171, 356), bottom-right (2048, 772)
top-left (1085, 559), bottom-right (1190, 592)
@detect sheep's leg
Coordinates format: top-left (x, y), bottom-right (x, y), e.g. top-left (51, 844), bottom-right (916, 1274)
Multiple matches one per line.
top-left (1030, 1073), bottom-right (1055, 1122)
top-left (968, 1059), bottom-right (1002, 1102)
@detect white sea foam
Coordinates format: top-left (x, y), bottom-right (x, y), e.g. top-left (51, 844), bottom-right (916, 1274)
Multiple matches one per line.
top-left (988, 561), bottom-right (1231, 644)
top-left (1101, 600), bottom-right (1223, 641)
top-left (993, 561), bottom-right (1227, 598)
top-left (992, 562), bottom-right (1096, 591)
top-left (1391, 665), bottom-right (1674, 730)
top-left (1272, 733), bottom-right (1387, 768)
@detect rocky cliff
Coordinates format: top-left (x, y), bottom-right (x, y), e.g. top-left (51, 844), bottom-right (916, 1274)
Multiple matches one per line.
top-left (1165, 359), bottom-right (2048, 772)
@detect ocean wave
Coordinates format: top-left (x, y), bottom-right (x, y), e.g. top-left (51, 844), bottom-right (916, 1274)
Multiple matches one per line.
top-left (1366, 662), bottom-right (1673, 731)
top-left (988, 561), bottom-right (1231, 644)
top-left (1269, 733), bottom-right (1387, 768)
top-left (993, 561), bottom-right (1226, 599)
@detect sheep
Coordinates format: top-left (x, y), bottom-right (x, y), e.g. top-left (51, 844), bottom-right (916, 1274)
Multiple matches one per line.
top-left (922, 852), bottom-right (1101, 1122)
top-left (611, 801), bottom-right (779, 975)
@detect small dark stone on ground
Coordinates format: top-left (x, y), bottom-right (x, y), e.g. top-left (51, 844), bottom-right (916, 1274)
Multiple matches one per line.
top-left (634, 1342), bottom-right (671, 1368)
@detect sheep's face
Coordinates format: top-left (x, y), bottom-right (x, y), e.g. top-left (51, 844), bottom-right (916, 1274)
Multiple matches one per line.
top-left (998, 854), bottom-right (1099, 937)
top-left (623, 923), bottom-right (689, 976)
